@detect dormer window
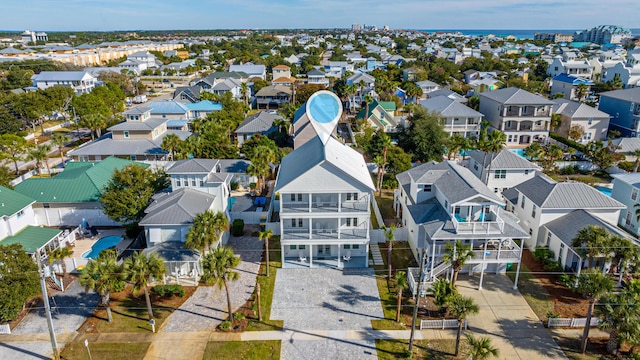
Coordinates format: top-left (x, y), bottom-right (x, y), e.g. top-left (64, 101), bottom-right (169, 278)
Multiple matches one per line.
top-left (124, 131), bottom-right (130, 138)
top-left (423, 184), bottom-right (432, 192)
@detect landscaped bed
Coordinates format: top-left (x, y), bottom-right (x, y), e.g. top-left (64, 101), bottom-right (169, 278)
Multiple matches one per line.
top-left (61, 342), bottom-right (151, 360)
top-left (377, 338), bottom-right (471, 360)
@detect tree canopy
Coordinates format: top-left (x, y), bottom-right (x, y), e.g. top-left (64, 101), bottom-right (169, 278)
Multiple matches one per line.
top-left (398, 107), bottom-right (448, 162)
top-left (0, 244), bottom-right (40, 323)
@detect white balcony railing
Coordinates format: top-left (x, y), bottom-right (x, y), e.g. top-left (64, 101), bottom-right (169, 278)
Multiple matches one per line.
top-left (452, 216), bottom-right (504, 234)
top-left (280, 200), bottom-right (368, 213)
top-left (281, 228), bottom-right (368, 241)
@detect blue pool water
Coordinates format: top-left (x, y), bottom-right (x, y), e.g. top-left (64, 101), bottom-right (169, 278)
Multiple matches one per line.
top-left (509, 148), bottom-right (526, 158)
top-left (82, 235), bottom-right (122, 259)
top-left (228, 197), bottom-right (237, 210)
top-left (596, 186), bottom-right (612, 197)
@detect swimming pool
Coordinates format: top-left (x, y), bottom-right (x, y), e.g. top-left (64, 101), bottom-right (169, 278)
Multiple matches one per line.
top-left (509, 148), bottom-right (526, 158)
top-left (228, 197), bottom-right (237, 210)
top-left (596, 186), bottom-right (612, 197)
top-left (82, 235), bottom-right (123, 259)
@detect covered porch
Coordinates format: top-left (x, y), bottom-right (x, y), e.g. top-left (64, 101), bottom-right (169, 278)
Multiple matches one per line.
top-left (281, 242), bottom-right (369, 269)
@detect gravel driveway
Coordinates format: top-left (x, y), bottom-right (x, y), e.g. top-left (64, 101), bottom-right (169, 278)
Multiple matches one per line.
top-left (159, 234), bottom-right (262, 332)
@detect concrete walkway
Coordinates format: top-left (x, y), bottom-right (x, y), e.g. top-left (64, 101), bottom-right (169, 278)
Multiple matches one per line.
top-left (369, 243), bottom-right (384, 266)
top-left (143, 233), bottom-right (263, 360)
top-left (457, 275), bottom-right (568, 359)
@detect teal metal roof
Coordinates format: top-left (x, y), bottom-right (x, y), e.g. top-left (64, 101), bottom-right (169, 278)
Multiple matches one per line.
top-left (0, 186), bottom-right (35, 217)
top-left (14, 157), bottom-right (148, 203)
top-left (0, 226), bottom-right (61, 253)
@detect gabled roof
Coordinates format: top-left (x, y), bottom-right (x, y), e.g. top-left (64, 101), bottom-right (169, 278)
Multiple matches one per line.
top-left (468, 150), bottom-right (539, 170)
top-left (146, 101), bottom-right (190, 115)
top-left (609, 138), bottom-right (640, 153)
top-left (347, 72), bottom-right (375, 83)
top-left (236, 111), bottom-right (280, 133)
top-left (479, 87), bottom-right (553, 105)
top-left (123, 106), bottom-right (151, 115)
top-left (184, 100), bottom-right (222, 112)
top-left (544, 209), bottom-right (635, 247)
top-left (307, 69), bottom-right (326, 76)
top-left (229, 64), bottom-right (266, 75)
top-left (255, 85), bottom-right (292, 97)
top-left (273, 64), bottom-right (290, 69)
top-left (128, 50), bottom-right (155, 58)
top-left (108, 117), bottom-right (166, 131)
top-left (14, 157), bottom-right (147, 203)
top-left (552, 73), bottom-right (594, 85)
top-left (0, 226), bottom-right (61, 253)
top-left (508, 174), bottom-right (624, 209)
top-left (211, 78), bottom-right (242, 91)
top-left (0, 47), bottom-right (27, 55)
top-left (427, 89), bottom-right (467, 103)
top-left (552, 99), bottom-right (609, 119)
top-left (67, 131), bottom-right (190, 157)
top-left (204, 71), bottom-right (248, 81)
top-left (419, 96), bottom-right (483, 118)
top-left (139, 188), bottom-right (215, 226)
top-left (396, 161), bottom-right (502, 205)
top-left (0, 186), bottom-right (35, 217)
top-left (612, 172), bottom-right (640, 188)
top-left (32, 71), bottom-right (94, 82)
top-left (167, 159), bottom-right (219, 174)
top-left (599, 87), bottom-right (640, 102)
top-left (275, 136), bottom-right (375, 193)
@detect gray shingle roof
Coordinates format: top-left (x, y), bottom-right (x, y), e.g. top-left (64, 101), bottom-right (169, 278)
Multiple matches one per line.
top-left (236, 111), bottom-right (281, 133)
top-left (139, 188), bottom-right (215, 226)
top-left (468, 150), bottom-right (539, 170)
top-left (419, 96), bottom-right (483, 118)
top-left (510, 174), bottom-right (625, 209)
top-left (167, 159), bottom-right (219, 174)
top-left (544, 209), bottom-right (635, 247)
top-left (479, 87), bottom-right (553, 105)
top-left (599, 87), bottom-right (640, 102)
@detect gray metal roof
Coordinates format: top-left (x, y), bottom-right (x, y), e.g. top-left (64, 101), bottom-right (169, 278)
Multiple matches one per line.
top-left (139, 188), bottom-right (215, 226)
top-left (599, 87), bottom-right (640, 102)
top-left (167, 159), bottom-right (219, 174)
top-left (32, 71), bottom-right (94, 82)
top-left (123, 106), bottom-right (151, 115)
top-left (610, 138), bottom-right (640, 153)
top-left (236, 111), bottom-right (281, 134)
top-left (419, 96), bottom-right (483, 118)
top-left (216, 159), bottom-right (251, 173)
top-left (468, 150), bottom-right (539, 170)
top-left (544, 209), bottom-right (635, 247)
top-left (427, 89), bottom-right (467, 102)
top-left (142, 241), bottom-right (200, 262)
top-left (511, 174), bottom-right (625, 209)
top-left (67, 131), bottom-right (191, 157)
top-left (255, 85), bottom-right (292, 97)
top-left (612, 172), bottom-right (640, 188)
top-left (552, 99), bottom-right (610, 119)
top-left (108, 117), bottom-right (166, 131)
top-left (502, 187), bottom-right (520, 205)
top-left (479, 87), bottom-right (553, 105)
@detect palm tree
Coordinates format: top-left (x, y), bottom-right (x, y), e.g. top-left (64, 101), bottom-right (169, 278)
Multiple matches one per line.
top-left (247, 145), bottom-right (276, 193)
top-left (442, 240), bottom-right (474, 288)
top-left (240, 82), bottom-right (249, 105)
top-left (550, 113), bottom-right (562, 132)
top-left (395, 270), bottom-right (408, 322)
top-left (597, 280), bottom-right (640, 355)
top-left (446, 134), bottom-right (465, 160)
top-left (484, 130), bottom-right (506, 185)
top-left (50, 132), bottom-right (70, 168)
top-left (522, 142), bottom-right (542, 161)
top-left (47, 246), bottom-right (73, 277)
top-left (385, 224), bottom-right (396, 280)
top-left (79, 250), bottom-right (125, 322)
top-left (161, 133), bottom-right (182, 160)
top-left (258, 229), bottom-right (273, 276)
top-left (185, 210), bottom-right (229, 255)
top-left (363, 93), bottom-right (374, 120)
top-left (377, 132), bottom-right (392, 197)
top-left (466, 333), bottom-right (499, 359)
top-left (201, 246), bottom-right (241, 321)
top-left (448, 294), bottom-right (479, 356)
top-left (81, 114), bottom-right (107, 140)
top-left (609, 236), bottom-right (639, 286)
top-left (123, 251), bottom-right (167, 320)
top-left (575, 270), bottom-right (614, 354)
top-left (28, 144), bottom-right (51, 175)
top-left (571, 225), bottom-right (611, 269)
top-left (632, 149), bottom-right (640, 172)
top-left (575, 83), bottom-right (589, 102)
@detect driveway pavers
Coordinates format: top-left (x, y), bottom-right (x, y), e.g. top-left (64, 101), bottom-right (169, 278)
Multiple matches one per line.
top-left (272, 268), bottom-right (384, 360)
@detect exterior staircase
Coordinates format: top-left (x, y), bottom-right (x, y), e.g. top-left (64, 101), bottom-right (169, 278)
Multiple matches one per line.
top-left (369, 243), bottom-right (384, 266)
top-left (408, 260), bottom-right (452, 296)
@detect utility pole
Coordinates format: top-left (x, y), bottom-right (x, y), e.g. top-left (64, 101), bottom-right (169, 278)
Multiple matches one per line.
top-left (36, 251), bottom-right (60, 360)
top-left (408, 249), bottom-right (427, 354)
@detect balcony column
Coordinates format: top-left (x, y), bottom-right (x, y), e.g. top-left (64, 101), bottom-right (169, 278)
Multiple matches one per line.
top-left (430, 242), bottom-right (436, 281)
top-left (338, 193), bottom-right (342, 212)
top-left (338, 245), bottom-right (342, 269)
top-left (309, 218), bottom-right (313, 239)
top-left (309, 193), bottom-right (312, 212)
top-left (479, 241), bottom-right (487, 290)
top-left (518, 107), bottom-right (522, 116)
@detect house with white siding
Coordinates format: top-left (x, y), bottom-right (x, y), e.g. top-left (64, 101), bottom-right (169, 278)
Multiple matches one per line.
top-left (467, 150), bottom-right (539, 195)
top-left (31, 71), bottom-right (97, 94)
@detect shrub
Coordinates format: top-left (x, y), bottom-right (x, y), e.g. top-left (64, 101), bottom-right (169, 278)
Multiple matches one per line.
top-left (232, 219), bottom-right (245, 236)
top-left (233, 312), bottom-right (245, 320)
top-left (533, 247), bottom-right (554, 262)
top-left (249, 182), bottom-right (257, 190)
top-left (559, 164), bottom-right (580, 175)
top-left (230, 182), bottom-right (239, 190)
top-left (153, 284), bottom-right (185, 297)
top-left (219, 321), bottom-right (231, 331)
top-left (432, 278), bottom-right (457, 308)
top-left (549, 132), bottom-right (586, 152)
top-left (618, 161), bottom-right (634, 172)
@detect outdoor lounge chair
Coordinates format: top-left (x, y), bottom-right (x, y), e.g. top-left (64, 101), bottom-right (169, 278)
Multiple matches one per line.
top-left (298, 251), bottom-right (307, 262)
top-left (343, 250), bottom-right (351, 262)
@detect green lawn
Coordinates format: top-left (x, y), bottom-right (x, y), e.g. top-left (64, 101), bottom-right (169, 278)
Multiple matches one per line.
top-left (202, 341), bottom-right (281, 360)
top-left (246, 237), bottom-right (284, 331)
top-left (95, 299), bottom-right (175, 333)
top-left (61, 342), bottom-right (150, 360)
top-left (376, 194), bottom-right (396, 221)
top-left (377, 339), bottom-right (470, 359)
top-left (507, 262), bottom-right (554, 323)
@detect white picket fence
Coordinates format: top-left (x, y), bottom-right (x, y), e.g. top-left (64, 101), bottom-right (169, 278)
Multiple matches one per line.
top-left (547, 317), bottom-right (600, 328)
top-left (370, 228), bottom-right (408, 243)
top-left (0, 323), bottom-right (10, 334)
top-left (420, 319), bottom-right (466, 330)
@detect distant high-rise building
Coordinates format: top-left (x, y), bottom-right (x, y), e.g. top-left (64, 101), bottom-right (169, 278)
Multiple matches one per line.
top-left (351, 23), bottom-right (361, 32)
top-left (533, 32), bottom-right (573, 43)
top-left (573, 25), bottom-right (632, 44)
top-left (21, 29), bottom-right (47, 43)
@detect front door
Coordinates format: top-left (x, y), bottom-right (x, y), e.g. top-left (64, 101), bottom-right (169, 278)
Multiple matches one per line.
top-left (318, 245), bottom-right (331, 256)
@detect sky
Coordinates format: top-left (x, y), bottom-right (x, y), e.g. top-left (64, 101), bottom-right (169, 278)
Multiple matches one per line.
top-left (3, 0), bottom-right (639, 31)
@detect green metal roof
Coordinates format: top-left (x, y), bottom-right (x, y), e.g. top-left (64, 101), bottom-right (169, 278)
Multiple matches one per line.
top-left (0, 226), bottom-right (61, 253)
top-left (0, 186), bottom-right (35, 217)
top-left (356, 100), bottom-right (396, 121)
top-left (14, 157), bottom-right (148, 203)
top-left (379, 101), bottom-right (396, 111)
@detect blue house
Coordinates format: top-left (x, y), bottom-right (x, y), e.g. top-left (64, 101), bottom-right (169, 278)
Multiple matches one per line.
top-left (550, 73), bottom-right (594, 101)
top-left (598, 87), bottom-right (640, 137)
top-left (611, 173), bottom-right (640, 236)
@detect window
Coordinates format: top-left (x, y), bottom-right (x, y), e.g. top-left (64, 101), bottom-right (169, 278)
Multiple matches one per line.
top-left (346, 218), bottom-right (351, 226)
top-left (43, 203), bottom-right (50, 209)
top-left (521, 196), bottom-right (526, 209)
top-left (626, 211), bottom-right (633, 226)
top-left (532, 204), bottom-right (537, 218)
top-left (197, 179), bottom-right (203, 187)
top-left (290, 194), bottom-right (295, 201)
top-left (559, 243), bottom-right (565, 260)
top-left (494, 188), bottom-right (499, 193)
top-left (632, 188), bottom-right (638, 201)
top-left (130, 155), bottom-right (136, 161)
top-left (353, 244), bottom-right (360, 249)
top-left (190, 178), bottom-right (196, 186)
top-left (423, 184), bottom-right (432, 192)
top-left (17, 210), bottom-right (25, 218)
top-left (344, 244), bottom-right (351, 249)
top-left (299, 245), bottom-right (306, 250)
top-left (473, 163), bottom-right (479, 171)
top-left (524, 170), bottom-right (529, 175)
top-left (444, 200), bottom-right (448, 209)
top-left (298, 219), bottom-right (303, 227)
top-left (123, 131), bottom-right (130, 138)
top-left (346, 193), bottom-right (352, 200)
top-left (588, 118), bottom-right (593, 125)
top-left (291, 219), bottom-right (296, 227)
top-left (494, 170), bottom-right (506, 179)
top-left (529, 228), bottom-right (533, 235)
top-left (546, 231), bottom-right (552, 246)
top-left (352, 193), bottom-right (358, 200)
top-left (290, 245), bottom-right (297, 250)
top-left (176, 178), bottom-right (182, 187)
top-left (298, 194), bottom-right (303, 201)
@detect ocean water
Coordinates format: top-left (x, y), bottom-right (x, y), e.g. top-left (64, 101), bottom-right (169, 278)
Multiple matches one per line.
top-left (419, 29), bottom-right (640, 40)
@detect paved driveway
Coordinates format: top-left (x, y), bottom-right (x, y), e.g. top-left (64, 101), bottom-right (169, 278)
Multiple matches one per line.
top-left (457, 275), bottom-right (567, 360)
top-left (272, 268), bottom-right (384, 360)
